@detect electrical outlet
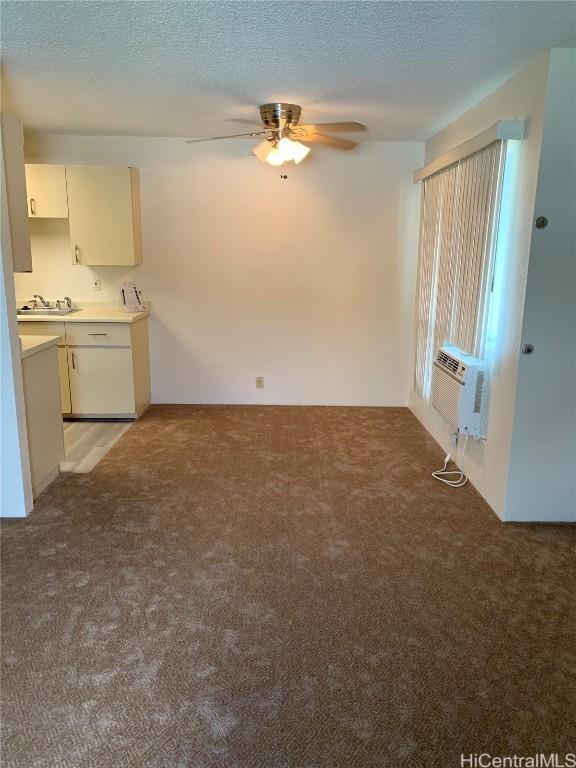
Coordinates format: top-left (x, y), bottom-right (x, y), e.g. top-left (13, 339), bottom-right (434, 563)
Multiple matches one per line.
top-left (255, 376), bottom-right (264, 389)
top-left (92, 277), bottom-right (101, 292)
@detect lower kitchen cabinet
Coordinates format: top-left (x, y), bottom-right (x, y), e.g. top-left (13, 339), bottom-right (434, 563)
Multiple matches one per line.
top-left (18, 317), bottom-right (150, 419)
top-left (68, 346), bottom-right (134, 415)
top-left (17, 321), bottom-right (70, 413)
top-left (21, 342), bottom-right (64, 498)
top-left (58, 346), bottom-right (71, 413)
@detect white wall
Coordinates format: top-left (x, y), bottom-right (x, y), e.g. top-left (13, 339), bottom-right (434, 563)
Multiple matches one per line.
top-left (20, 136), bottom-right (423, 406)
top-left (18, 218), bottom-right (136, 306)
top-left (504, 48), bottom-right (576, 522)
top-left (409, 51), bottom-right (551, 519)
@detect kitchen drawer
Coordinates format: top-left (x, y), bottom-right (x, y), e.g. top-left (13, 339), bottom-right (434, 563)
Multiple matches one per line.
top-left (18, 321), bottom-right (66, 341)
top-left (65, 322), bottom-right (131, 347)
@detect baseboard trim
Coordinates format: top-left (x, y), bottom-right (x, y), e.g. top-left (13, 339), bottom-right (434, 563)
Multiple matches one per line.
top-left (33, 466), bottom-right (59, 500)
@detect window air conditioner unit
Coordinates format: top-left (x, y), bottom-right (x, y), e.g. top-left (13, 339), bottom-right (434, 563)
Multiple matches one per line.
top-left (431, 345), bottom-right (487, 439)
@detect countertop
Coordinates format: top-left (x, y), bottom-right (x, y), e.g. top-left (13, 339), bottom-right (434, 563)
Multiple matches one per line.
top-left (20, 335), bottom-right (62, 359)
top-left (17, 308), bottom-right (150, 324)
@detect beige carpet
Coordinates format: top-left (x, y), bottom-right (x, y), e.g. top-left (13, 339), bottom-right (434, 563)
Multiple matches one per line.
top-left (1, 406), bottom-right (574, 768)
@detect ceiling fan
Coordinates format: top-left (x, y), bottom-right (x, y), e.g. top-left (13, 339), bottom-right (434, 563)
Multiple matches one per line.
top-left (185, 103), bottom-right (367, 173)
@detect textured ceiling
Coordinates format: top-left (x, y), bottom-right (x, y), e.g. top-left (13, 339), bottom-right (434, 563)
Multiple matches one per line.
top-left (1, 1), bottom-right (575, 140)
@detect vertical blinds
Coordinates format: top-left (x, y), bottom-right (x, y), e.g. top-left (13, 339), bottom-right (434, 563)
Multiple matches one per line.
top-left (414, 141), bottom-right (505, 400)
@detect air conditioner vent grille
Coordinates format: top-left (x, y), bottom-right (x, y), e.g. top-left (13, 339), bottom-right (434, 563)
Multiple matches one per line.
top-left (474, 371), bottom-right (485, 414)
top-left (431, 365), bottom-right (461, 427)
top-left (436, 350), bottom-right (459, 374)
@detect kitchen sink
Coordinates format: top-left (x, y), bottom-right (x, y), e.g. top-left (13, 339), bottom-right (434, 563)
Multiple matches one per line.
top-left (17, 307), bottom-right (78, 316)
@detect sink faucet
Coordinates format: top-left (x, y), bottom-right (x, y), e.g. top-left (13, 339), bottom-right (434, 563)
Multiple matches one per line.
top-left (33, 294), bottom-right (49, 307)
top-left (56, 296), bottom-right (73, 311)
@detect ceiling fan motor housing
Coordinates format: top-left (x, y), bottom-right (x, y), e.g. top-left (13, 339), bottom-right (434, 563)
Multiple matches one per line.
top-left (259, 103), bottom-right (302, 132)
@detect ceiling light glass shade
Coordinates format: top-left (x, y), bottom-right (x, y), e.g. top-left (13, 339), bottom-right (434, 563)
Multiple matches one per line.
top-left (277, 137), bottom-right (297, 161)
top-left (254, 137), bottom-right (312, 166)
top-left (252, 140), bottom-right (273, 163)
top-left (289, 140), bottom-right (311, 164)
top-left (265, 147), bottom-right (285, 166)
top-left (277, 137), bottom-right (310, 164)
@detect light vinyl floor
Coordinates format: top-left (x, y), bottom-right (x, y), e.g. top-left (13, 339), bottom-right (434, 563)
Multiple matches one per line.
top-left (60, 420), bottom-right (131, 473)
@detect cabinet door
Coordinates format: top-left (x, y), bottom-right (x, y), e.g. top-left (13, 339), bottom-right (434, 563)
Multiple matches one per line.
top-left (21, 347), bottom-right (64, 497)
top-left (0, 114), bottom-right (32, 272)
top-left (24, 164), bottom-right (68, 218)
top-left (66, 165), bottom-right (142, 266)
top-left (68, 347), bottom-right (135, 416)
top-left (58, 346), bottom-right (71, 414)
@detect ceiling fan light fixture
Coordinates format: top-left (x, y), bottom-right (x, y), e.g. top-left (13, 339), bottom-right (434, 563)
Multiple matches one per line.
top-left (252, 139), bottom-right (273, 163)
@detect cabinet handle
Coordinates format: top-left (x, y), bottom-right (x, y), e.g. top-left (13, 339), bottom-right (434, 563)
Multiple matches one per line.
top-left (74, 245), bottom-right (80, 264)
top-left (88, 333), bottom-right (108, 336)
top-left (29, 198), bottom-right (36, 216)
top-left (71, 352), bottom-right (77, 370)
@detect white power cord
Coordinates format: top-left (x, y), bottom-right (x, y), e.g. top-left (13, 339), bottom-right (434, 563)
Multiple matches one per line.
top-left (432, 434), bottom-right (469, 487)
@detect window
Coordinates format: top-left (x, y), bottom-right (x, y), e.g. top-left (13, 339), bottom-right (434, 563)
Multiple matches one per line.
top-left (414, 141), bottom-right (506, 400)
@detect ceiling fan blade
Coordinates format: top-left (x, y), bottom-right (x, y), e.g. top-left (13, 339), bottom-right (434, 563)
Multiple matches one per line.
top-left (185, 131), bottom-right (266, 143)
top-left (227, 118), bottom-right (263, 126)
top-left (303, 133), bottom-right (358, 150)
top-left (298, 122), bottom-right (366, 133)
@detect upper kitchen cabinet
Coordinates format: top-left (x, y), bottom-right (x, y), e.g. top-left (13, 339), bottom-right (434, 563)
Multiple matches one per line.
top-left (66, 165), bottom-right (142, 266)
top-left (0, 113), bottom-right (32, 272)
top-left (25, 164), bottom-right (68, 218)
